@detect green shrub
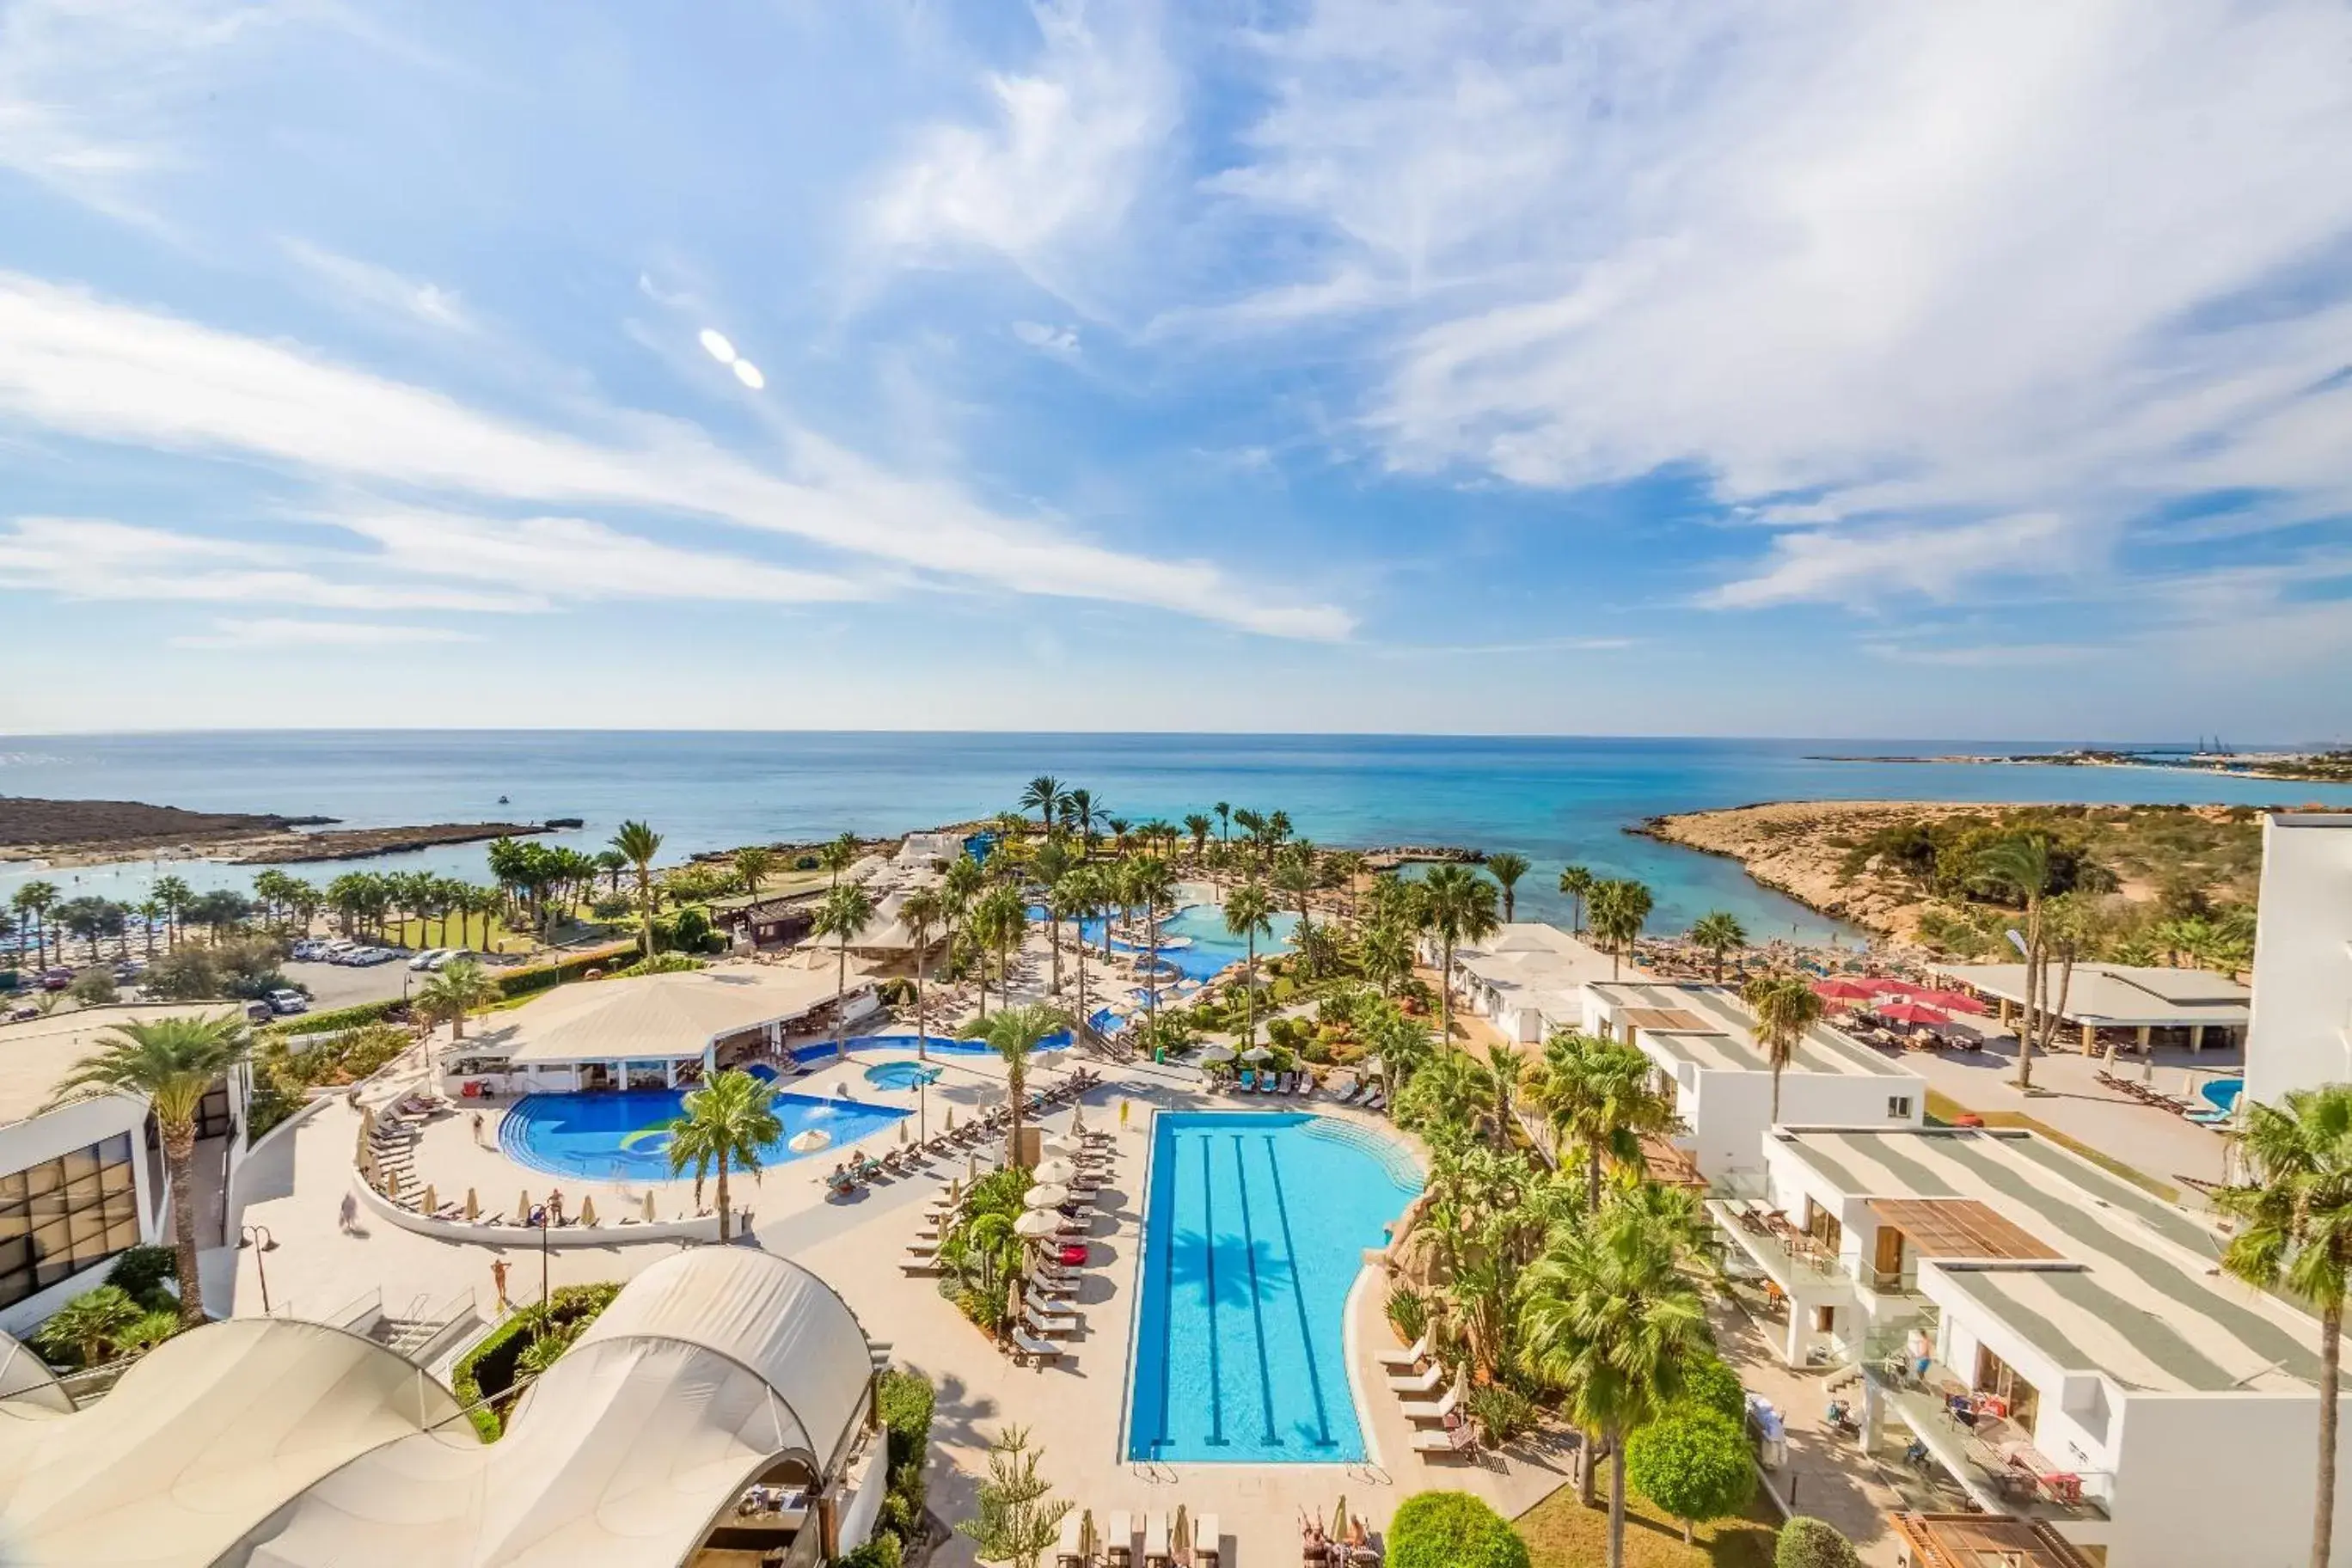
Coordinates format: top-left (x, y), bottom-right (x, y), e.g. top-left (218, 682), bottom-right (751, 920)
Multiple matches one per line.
top-left (877, 1368), bottom-right (936, 1474)
top-left (1465, 1383), bottom-right (1537, 1446)
top-left (1388, 1491), bottom-right (1528, 1568)
top-left (1676, 1352), bottom-right (1747, 1425)
top-left (452, 1282), bottom-right (622, 1439)
top-left (830, 1533), bottom-right (902, 1568)
top-left (1626, 1411), bottom-right (1755, 1540)
top-left (67, 971), bottom-right (118, 1006)
top-left (1776, 1516), bottom-right (1863, 1568)
top-left (604, 952), bottom-right (707, 980)
top-left (260, 998), bottom-right (405, 1039)
top-left (1386, 1283), bottom-right (1430, 1347)
top-left (103, 1246), bottom-right (180, 1313)
top-left (494, 944), bottom-right (640, 1001)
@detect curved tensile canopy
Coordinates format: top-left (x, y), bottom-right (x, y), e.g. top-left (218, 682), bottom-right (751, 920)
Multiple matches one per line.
top-left (0, 1330), bottom-right (72, 1414)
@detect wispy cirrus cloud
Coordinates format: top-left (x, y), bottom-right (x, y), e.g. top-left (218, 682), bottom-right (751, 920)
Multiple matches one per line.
top-left (279, 240), bottom-right (475, 334)
top-left (174, 617), bottom-right (485, 650)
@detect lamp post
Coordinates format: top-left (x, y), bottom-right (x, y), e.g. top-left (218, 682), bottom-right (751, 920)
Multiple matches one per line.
top-left (539, 1209), bottom-right (551, 1314)
top-left (239, 1223), bottom-right (278, 1314)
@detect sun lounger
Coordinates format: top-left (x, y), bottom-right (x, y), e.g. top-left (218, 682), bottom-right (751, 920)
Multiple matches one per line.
top-left (1057, 1511), bottom-right (1087, 1568)
top-left (903, 1240), bottom-right (938, 1259)
top-left (899, 1256), bottom-right (943, 1275)
top-left (1029, 1271), bottom-right (1080, 1297)
top-left (1143, 1512), bottom-right (1172, 1568)
top-left (1402, 1387), bottom-right (1461, 1424)
top-left (1026, 1289), bottom-right (1081, 1323)
top-left (1011, 1327), bottom-right (1063, 1366)
top-left (1412, 1421), bottom-right (1479, 1458)
top-left (1334, 1081), bottom-right (1363, 1105)
top-left (1238, 1070), bottom-right (1256, 1092)
top-left (1106, 1510), bottom-right (1135, 1568)
top-left (1193, 1513), bottom-right (1221, 1567)
top-left (1378, 1331), bottom-right (1432, 1370)
top-left (1388, 1361), bottom-right (1445, 1395)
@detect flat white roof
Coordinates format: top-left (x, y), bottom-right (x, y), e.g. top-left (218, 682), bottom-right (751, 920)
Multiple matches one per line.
top-left (1454, 923), bottom-right (1619, 1008)
top-left (477, 966), bottom-right (851, 1065)
top-left (1930, 963), bottom-right (2250, 1026)
top-left (0, 1004), bottom-right (243, 1128)
top-left (1773, 1127), bottom-right (2334, 1394)
top-left (1591, 981), bottom-right (1914, 1079)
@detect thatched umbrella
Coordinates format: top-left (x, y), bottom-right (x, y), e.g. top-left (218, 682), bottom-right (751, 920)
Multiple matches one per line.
top-left (789, 1129), bottom-right (832, 1155)
top-left (1077, 1510), bottom-right (1097, 1560)
top-left (420, 1184), bottom-right (437, 1216)
top-left (1173, 1505), bottom-right (1191, 1562)
top-left (462, 1188), bottom-right (480, 1221)
top-left (579, 1194), bottom-right (597, 1227)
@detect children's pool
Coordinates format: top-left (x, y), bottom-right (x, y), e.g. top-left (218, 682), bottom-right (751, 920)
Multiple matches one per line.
top-left (1125, 1112), bottom-right (1422, 1464)
top-left (864, 1060), bottom-right (946, 1091)
top-left (498, 1089), bottom-right (910, 1181)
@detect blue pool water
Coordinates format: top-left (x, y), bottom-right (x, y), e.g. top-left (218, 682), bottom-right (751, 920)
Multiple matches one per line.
top-left (1127, 1112), bottom-right (1423, 1464)
top-left (864, 1059), bottom-right (945, 1091)
top-left (1056, 903), bottom-right (1301, 986)
top-left (499, 1089), bottom-right (910, 1180)
top-left (835, 1031), bottom-right (1071, 1057)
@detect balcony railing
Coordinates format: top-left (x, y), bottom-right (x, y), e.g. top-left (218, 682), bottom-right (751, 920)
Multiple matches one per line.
top-left (1708, 1194), bottom-right (1850, 1291)
top-left (1862, 1356), bottom-right (2110, 1524)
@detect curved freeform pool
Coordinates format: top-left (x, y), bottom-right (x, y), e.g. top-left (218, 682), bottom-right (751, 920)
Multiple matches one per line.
top-left (1126, 1112), bottom-right (1423, 1464)
top-left (863, 1059), bottom-right (945, 1092)
top-left (498, 1089), bottom-right (910, 1181)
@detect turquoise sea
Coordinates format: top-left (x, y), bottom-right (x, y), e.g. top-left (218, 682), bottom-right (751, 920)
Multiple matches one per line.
top-left (7, 732), bottom-right (2351, 943)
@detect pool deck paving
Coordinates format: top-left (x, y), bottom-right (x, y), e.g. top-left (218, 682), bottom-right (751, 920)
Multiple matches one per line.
top-left (216, 1046), bottom-right (1577, 1566)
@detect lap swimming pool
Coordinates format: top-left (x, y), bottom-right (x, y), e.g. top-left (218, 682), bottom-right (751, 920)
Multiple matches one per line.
top-left (498, 1089), bottom-right (910, 1180)
top-left (1125, 1112), bottom-right (1423, 1464)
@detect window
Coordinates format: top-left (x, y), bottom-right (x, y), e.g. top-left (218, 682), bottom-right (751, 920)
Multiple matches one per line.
top-left (0, 1134), bottom-right (142, 1311)
top-left (1887, 1096), bottom-right (1914, 1118)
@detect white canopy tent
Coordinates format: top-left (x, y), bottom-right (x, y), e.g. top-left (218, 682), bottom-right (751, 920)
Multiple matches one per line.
top-left (0, 1318), bottom-right (461, 1568)
top-left (231, 1246), bottom-right (875, 1568)
top-left (0, 1329), bottom-right (71, 1414)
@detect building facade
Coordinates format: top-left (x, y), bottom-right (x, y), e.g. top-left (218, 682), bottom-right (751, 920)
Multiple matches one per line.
top-left (2245, 812), bottom-right (2352, 1108)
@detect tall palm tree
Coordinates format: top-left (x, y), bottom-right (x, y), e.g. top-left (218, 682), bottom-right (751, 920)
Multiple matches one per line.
top-left (1557, 865), bottom-right (1596, 935)
top-left (959, 1004), bottom-right (1073, 1170)
top-left (134, 897), bottom-right (166, 960)
top-left (1058, 864), bottom-right (1109, 1037)
top-left (898, 887), bottom-right (944, 1059)
top-left (52, 1014), bottom-right (249, 1325)
top-left (1418, 864), bottom-right (1501, 1048)
top-left (1031, 839), bottom-right (1077, 993)
top-left (666, 1069), bottom-right (782, 1243)
top-left (414, 958), bottom-right (499, 1042)
top-left (1222, 881), bottom-right (1276, 1049)
top-left (1184, 813), bottom-right (1213, 865)
top-left (593, 848), bottom-right (628, 897)
top-left (11, 881), bottom-right (58, 971)
top-left (1536, 1032), bottom-right (1675, 1213)
top-left (1213, 800), bottom-right (1231, 844)
top-left (1325, 849), bottom-right (1368, 922)
top-left (821, 831), bottom-right (861, 888)
top-left (1588, 879), bottom-right (1654, 979)
top-left (1125, 854), bottom-right (1177, 1018)
top-left (974, 883), bottom-right (1027, 1017)
top-left (1521, 1191), bottom-right (1712, 1558)
top-left (609, 820), bottom-right (664, 961)
top-left (2214, 1084), bottom-right (2352, 1568)
top-left (1061, 789), bottom-right (1099, 851)
top-left (1688, 911), bottom-right (1747, 983)
top-left (1479, 1041), bottom-right (1527, 1147)
top-left (734, 846), bottom-right (776, 898)
top-left (1020, 776), bottom-right (1065, 838)
top-left (1970, 832), bottom-right (2112, 1091)
top-left (1485, 852), bottom-right (1531, 922)
top-left (1743, 972), bottom-right (1823, 1124)
top-left (812, 884), bottom-right (877, 1044)
top-left (1360, 922), bottom-right (1412, 996)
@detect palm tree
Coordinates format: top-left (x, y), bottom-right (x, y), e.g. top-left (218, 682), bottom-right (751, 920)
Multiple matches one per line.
top-left (1326, 849), bottom-right (1368, 922)
top-left (1213, 801), bottom-right (1231, 843)
top-left (34, 1284), bottom-right (142, 1368)
top-left (1743, 973), bottom-right (1823, 1124)
top-left (1061, 789), bottom-right (1099, 851)
top-left (821, 831), bottom-right (861, 888)
top-left (1184, 813), bottom-right (1213, 865)
top-left (1222, 881), bottom-right (1276, 1049)
top-left (974, 883), bottom-right (1027, 1017)
top-left (2214, 1084), bottom-right (2352, 1568)
top-left (1970, 832), bottom-right (2112, 1091)
top-left (134, 897), bottom-right (166, 960)
top-left (666, 1069), bottom-right (781, 1243)
top-left (1588, 879), bottom-right (1654, 979)
top-left (812, 884), bottom-right (877, 1045)
top-left (1521, 1191), bottom-right (1712, 1558)
top-left (1418, 864), bottom-right (1501, 1047)
top-left (1020, 776), bottom-right (1065, 838)
top-left (414, 958), bottom-right (499, 1042)
top-left (734, 846), bottom-right (776, 898)
top-left (959, 1004), bottom-right (1072, 1170)
top-left (1479, 1042), bottom-right (1527, 1147)
top-left (1125, 854), bottom-right (1177, 1018)
top-left (146, 874), bottom-right (191, 950)
top-left (1536, 1032), bottom-right (1675, 1213)
top-left (898, 887), bottom-right (944, 1059)
top-left (1106, 818), bottom-right (1132, 854)
top-left (609, 820), bottom-right (664, 961)
top-left (11, 881), bottom-right (58, 971)
top-left (1058, 865), bottom-right (1109, 1035)
top-left (593, 848), bottom-right (628, 897)
top-left (1688, 911), bottom-right (1747, 983)
top-left (1032, 838), bottom-right (1077, 993)
top-left (52, 1014), bottom-right (249, 1325)
top-left (1557, 865), bottom-right (1596, 935)
top-left (1485, 852), bottom-right (1530, 922)
top-left (1360, 922), bottom-right (1413, 996)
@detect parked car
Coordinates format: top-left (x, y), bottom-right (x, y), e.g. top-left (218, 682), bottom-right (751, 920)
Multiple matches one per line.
top-left (113, 959), bottom-right (146, 981)
top-left (291, 939), bottom-right (328, 961)
top-left (40, 968), bottom-right (74, 991)
top-left (7, 1005), bottom-right (40, 1024)
top-left (266, 989), bottom-right (309, 1015)
top-left (322, 940), bottom-right (358, 963)
top-left (244, 1001), bottom-right (275, 1023)
top-left (351, 947), bottom-right (396, 965)
top-left (426, 949), bottom-right (475, 970)
top-left (407, 948), bottom-right (448, 971)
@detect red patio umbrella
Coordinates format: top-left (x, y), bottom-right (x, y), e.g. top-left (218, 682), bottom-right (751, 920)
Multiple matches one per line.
top-left (1915, 989), bottom-right (1990, 1015)
top-left (1868, 977), bottom-right (1938, 998)
top-left (1813, 978), bottom-right (1882, 1001)
top-left (1876, 1001), bottom-right (1951, 1026)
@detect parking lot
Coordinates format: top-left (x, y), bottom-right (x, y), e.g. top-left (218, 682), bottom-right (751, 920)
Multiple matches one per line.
top-left (282, 955), bottom-right (418, 1012)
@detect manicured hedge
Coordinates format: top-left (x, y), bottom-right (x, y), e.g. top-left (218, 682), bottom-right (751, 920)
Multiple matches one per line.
top-left (258, 998), bottom-right (407, 1040)
top-left (451, 1283), bottom-right (620, 1440)
top-left (494, 944), bottom-right (640, 1001)
top-left (1777, 1516), bottom-right (1863, 1568)
top-left (1389, 1491), bottom-right (1529, 1568)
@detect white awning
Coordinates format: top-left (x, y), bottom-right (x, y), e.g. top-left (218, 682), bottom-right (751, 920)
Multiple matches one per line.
top-left (477, 967), bottom-right (851, 1065)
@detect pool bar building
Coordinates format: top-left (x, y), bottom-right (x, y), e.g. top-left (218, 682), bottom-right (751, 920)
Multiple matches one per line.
top-left (448, 968), bottom-right (884, 1096)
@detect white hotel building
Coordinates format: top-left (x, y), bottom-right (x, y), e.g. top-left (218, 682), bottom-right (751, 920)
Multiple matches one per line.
top-left (2245, 811), bottom-right (2352, 1109)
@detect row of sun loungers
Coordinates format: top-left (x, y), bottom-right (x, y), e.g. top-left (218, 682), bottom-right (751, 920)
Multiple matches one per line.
top-left (2096, 1069), bottom-right (2206, 1118)
top-left (1219, 1070), bottom-right (1387, 1112)
top-left (1058, 1508), bottom-right (1222, 1568)
top-left (1375, 1331), bottom-right (1480, 1459)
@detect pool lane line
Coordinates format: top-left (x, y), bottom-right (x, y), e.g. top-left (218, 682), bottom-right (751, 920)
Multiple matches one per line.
top-left (1199, 1132), bottom-right (1224, 1450)
top-left (1230, 1131), bottom-right (1280, 1448)
top-left (1259, 1133), bottom-right (1336, 1449)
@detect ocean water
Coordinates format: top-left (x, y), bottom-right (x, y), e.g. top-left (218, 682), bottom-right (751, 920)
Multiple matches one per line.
top-left (8, 732), bottom-right (2352, 944)
top-left (1126, 1111), bottom-right (1424, 1463)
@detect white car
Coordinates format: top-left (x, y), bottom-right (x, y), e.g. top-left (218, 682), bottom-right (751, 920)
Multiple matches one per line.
top-left (427, 950), bottom-right (475, 970)
top-left (291, 940), bottom-right (328, 961)
top-left (407, 948), bottom-right (448, 971)
top-left (266, 989), bottom-right (309, 1015)
top-left (356, 947), bottom-right (397, 965)
top-left (322, 940), bottom-right (358, 963)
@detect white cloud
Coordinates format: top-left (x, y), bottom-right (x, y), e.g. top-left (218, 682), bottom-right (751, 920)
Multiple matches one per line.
top-left (279, 240), bottom-right (475, 332)
top-left (1703, 512), bottom-right (2086, 609)
top-left (1012, 321), bottom-right (1081, 357)
top-left (1216, 0), bottom-right (2352, 604)
top-left (174, 617), bottom-right (484, 650)
top-left (0, 273), bottom-right (1351, 639)
top-left (867, 0), bottom-right (1175, 310)
top-left (0, 516), bottom-right (535, 612)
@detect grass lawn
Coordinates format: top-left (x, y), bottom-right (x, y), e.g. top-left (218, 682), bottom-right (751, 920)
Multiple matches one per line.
top-left (1517, 1474), bottom-right (1779, 1568)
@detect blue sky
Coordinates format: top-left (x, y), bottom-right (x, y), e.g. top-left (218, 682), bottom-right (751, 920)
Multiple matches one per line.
top-left (1, 0), bottom-right (2349, 740)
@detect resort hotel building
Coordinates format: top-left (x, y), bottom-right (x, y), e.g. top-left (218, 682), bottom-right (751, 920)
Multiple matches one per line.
top-left (1430, 922), bottom-right (1618, 1042)
top-left (0, 1005), bottom-right (254, 1334)
top-left (1926, 961), bottom-right (2250, 1058)
top-left (1713, 1124), bottom-right (2352, 1567)
top-left (1580, 981), bottom-right (1926, 1183)
top-left (2244, 811), bottom-right (2352, 1108)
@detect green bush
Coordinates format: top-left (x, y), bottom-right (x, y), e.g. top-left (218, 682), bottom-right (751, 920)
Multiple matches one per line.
top-left (1465, 1383), bottom-right (1537, 1446)
top-left (452, 1282), bottom-right (622, 1439)
top-left (1386, 1283), bottom-right (1430, 1347)
top-left (1676, 1352), bottom-right (1748, 1425)
top-left (1776, 1516), bottom-right (1863, 1568)
top-left (103, 1246), bottom-right (181, 1313)
top-left (1626, 1411), bottom-right (1755, 1540)
top-left (877, 1368), bottom-right (935, 1474)
top-left (494, 944), bottom-right (640, 1001)
top-left (260, 998), bottom-right (405, 1040)
top-left (830, 1533), bottom-right (902, 1568)
top-left (604, 952), bottom-right (707, 980)
top-left (1389, 1492), bottom-right (1528, 1568)
top-left (67, 971), bottom-right (118, 1006)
